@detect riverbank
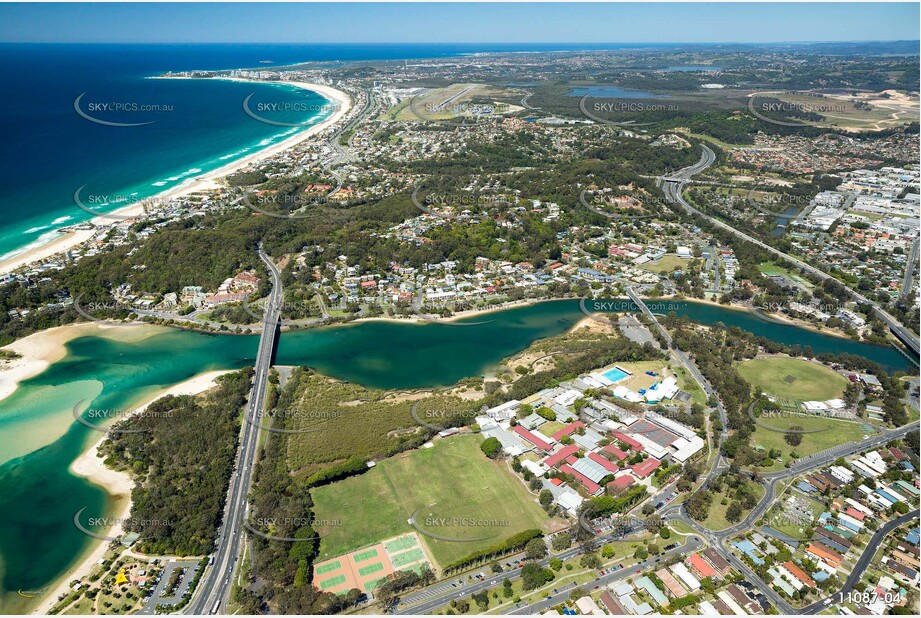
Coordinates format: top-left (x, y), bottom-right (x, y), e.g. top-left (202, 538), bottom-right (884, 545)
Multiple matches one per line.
top-left (0, 80), bottom-right (352, 276)
top-left (34, 369), bottom-right (233, 615)
top-left (343, 297), bottom-right (566, 327)
top-left (653, 295), bottom-right (858, 342)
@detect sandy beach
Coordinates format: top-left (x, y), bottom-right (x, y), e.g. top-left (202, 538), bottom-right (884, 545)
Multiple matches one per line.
top-left (0, 80), bottom-right (352, 276)
top-left (33, 369), bottom-right (233, 615)
top-left (0, 322), bottom-right (165, 402)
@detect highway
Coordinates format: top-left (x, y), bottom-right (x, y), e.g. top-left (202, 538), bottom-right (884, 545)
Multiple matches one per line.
top-left (185, 244), bottom-right (282, 614)
top-left (901, 237), bottom-right (919, 300)
top-left (662, 145), bottom-right (920, 359)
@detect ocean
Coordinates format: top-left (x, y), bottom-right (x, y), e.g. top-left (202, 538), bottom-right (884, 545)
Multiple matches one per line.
top-left (0, 42), bottom-right (659, 262)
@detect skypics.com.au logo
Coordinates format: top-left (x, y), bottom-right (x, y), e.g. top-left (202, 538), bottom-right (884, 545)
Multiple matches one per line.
top-left (74, 93), bottom-right (173, 127)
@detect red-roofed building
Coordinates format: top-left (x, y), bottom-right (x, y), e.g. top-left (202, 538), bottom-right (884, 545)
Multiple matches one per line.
top-left (550, 478), bottom-right (563, 486)
top-left (783, 561), bottom-right (816, 588)
top-left (552, 421), bottom-right (585, 441)
top-left (631, 457), bottom-right (662, 478)
top-left (687, 553), bottom-right (716, 579)
top-left (613, 431), bottom-right (642, 451)
top-left (513, 425), bottom-right (553, 452)
top-left (544, 444), bottom-right (580, 468)
top-left (559, 463), bottom-right (602, 495)
top-left (588, 452), bottom-right (621, 474)
top-left (806, 543), bottom-right (842, 569)
top-left (608, 475), bottom-right (635, 493)
top-left (844, 507), bottom-right (865, 521)
top-left (603, 444), bottom-right (629, 461)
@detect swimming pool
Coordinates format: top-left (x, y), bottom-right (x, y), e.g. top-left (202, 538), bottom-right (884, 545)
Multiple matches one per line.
top-left (603, 367), bottom-right (629, 382)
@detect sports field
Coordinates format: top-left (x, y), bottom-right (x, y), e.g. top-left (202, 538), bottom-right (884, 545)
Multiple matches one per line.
top-left (737, 357), bottom-right (847, 402)
top-left (311, 435), bottom-right (550, 569)
top-left (642, 254), bottom-right (691, 274)
top-left (751, 415), bottom-right (868, 469)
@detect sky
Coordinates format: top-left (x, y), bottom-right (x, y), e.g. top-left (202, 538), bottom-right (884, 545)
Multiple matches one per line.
top-left (0, 2), bottom-right (918, 44)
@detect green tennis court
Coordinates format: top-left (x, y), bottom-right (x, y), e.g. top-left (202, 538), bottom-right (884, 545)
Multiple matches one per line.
top-left (315, 560), bottom-right (342, 575)
top-left (364, 576), bottom-right (388, 592)
top-left (318, 574), bottom-right (347, 590)
top-left (390, 548), bottom-right (425, 567)
top-left (353, 548), bottom-right (379, 562)
top-left (384, 535), bottom-right (417, 553)
top-left (358, 562), bottom-right (385, 577)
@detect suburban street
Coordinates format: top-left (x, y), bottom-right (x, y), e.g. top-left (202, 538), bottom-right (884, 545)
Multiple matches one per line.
top-left (396, 521), bottom-right (652, 615)
top-left (800, 509), bottom-right (921, 614)
top-left (183, 244), bottom-right (283, 615)
top-left (505, 537), bottom-right (704, 615)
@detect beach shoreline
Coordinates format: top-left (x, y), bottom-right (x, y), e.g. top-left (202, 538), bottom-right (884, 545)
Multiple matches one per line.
top-left (33, 369), bottom-right (233, 615)
top-left (0, 322), bottom-right (166, 403)
top-left (0, 79), bottom-right (352, 276)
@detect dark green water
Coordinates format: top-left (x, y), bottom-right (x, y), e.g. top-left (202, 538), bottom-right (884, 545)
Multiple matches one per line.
top-left (0, 299), bottom-right (911, 612)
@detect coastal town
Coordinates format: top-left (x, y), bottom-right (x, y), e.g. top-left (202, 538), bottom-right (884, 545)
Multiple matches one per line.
top-left (0, 19), bottom-right (918, 618)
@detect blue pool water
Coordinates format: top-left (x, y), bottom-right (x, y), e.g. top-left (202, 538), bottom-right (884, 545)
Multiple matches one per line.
top-left (603, 368), bottom-right (629, 382)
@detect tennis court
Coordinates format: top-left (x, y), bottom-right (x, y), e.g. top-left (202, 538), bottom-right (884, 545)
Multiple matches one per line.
top-left (318, 574), bottom-right (346, 590)
top-left (390, 548), bottom-right (425, 567)
top-left (353, 548), bottom-right (380, 562)
top-left (312, 532), bottom-right (433, 597)
top-left (315, 560), bottom-right (341, 575)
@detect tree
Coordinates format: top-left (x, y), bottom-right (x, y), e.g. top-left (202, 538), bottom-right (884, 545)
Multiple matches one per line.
top-left (549, 557), bottom-right (563, 571)
top-left (551, 533), bottom-right (572, 551)
top-left (784, 428), bottom-right (803, 447)
top-left (520, 563), bottom-right (554, 590)
top-left (634, 547), bottom-right (649, 560)
top-left (539, 489), bottom-right (553, 508)
top-left (525, 538), bottom-right (548, 560)
top-left (481, 437), bottom-right (502, 458)
top-left (726, 501), bottom-right (744, 523)
top-left (580, 552), bottom-right (601, 569)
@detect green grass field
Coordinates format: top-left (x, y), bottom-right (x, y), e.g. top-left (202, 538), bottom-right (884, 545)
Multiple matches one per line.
top-left (642, 255), bottom-right (693, 274)
top-left (738, 357), bottom-right (848, 402)
top-left (701, 482), bottom-right (765, 531)
top-left (757, 263), bottom-right (815, 289)
top-left (538, 420), bottom-right (566, 437)
top-left (751, 416), bottom-right (868, 470)
top-left (311, 435), bottom-right (550, 569)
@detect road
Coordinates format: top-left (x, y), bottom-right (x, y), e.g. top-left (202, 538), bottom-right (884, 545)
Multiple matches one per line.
top-left (662, 145), bottom-right (920, 360)
top-left (762, 421), bottom-right (916, 481)
top-left (901, 237), bottom-right (919, 300)
top-left (505, 537), bottom-right (704, 615)
top-left (185, 244), bottom-right (283, 615)
top-left (396, 521), bottom-right (652, 615)
top-left (659, 423), bottom-right (919, 615)
top-left (625, 286), bottom-right (729, 478)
